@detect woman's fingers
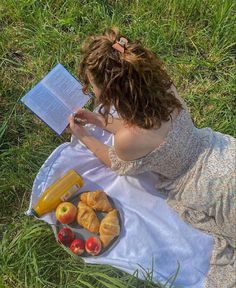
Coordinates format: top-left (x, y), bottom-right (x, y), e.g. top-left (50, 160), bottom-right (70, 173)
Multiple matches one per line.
top-left (74, 107), bottom-right (83, 113)
top-left (70, 109), bottom-right (89, 125)
top-left (74, 108), bottom-right (86, 117)
top-left (68, 115), bottom-right (76, 129)
top-left (68, 114), bottom-right (87, 130)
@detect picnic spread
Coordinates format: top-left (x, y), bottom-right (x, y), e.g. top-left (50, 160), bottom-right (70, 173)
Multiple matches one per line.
top-left (26, 121), bottom-right (214, 288)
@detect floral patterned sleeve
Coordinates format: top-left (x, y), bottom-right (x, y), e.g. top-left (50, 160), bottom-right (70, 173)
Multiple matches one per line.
top-left (108, 146), bottom-right (151, 176)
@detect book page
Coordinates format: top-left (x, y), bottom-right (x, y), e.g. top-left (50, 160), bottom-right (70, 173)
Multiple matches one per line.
top-left (41, 64), bottom-right (90, 111)
top-left (21, 83), bottom-right (71, 135)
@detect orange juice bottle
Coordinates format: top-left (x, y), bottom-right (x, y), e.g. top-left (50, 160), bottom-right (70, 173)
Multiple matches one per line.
top-left (29, 170), bottom-right (84, 217)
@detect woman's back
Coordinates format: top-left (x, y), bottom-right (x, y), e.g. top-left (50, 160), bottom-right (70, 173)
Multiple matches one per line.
top-left (110, 84), bottom-right (202, 179)
top-left (113, 85), bottom-right (184, 162)
top-left (109, 107), bottom-right (204, 179)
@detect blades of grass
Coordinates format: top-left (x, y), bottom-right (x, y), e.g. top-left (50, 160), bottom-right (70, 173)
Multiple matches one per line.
top-left (161, 261), bottom-right (180, 288)
top-left (1, 1), bottom-right (235, 288)
top-left (0, 96), bottom-right (22, 142)
top-left (75, 279), bottom-right (95, 288)
top-left (93, 272), bottom-right (134, 288)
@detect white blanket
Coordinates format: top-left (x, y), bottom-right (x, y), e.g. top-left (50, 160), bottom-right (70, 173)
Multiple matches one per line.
top-left (26, 124), bottom-right (214, 288)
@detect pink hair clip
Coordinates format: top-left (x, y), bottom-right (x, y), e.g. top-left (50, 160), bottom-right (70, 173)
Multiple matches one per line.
top-left (112, 37), bottom-right (128, 53)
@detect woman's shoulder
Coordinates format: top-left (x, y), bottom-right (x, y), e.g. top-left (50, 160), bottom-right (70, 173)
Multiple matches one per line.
top-left (112, 84), bottom-right (188, 162)
top-left (113, 119), bottom-right (170, 161)
top-left (113, 104), bottom-right (187, 162)
top-left (113, 127), bottom-right (146, 161)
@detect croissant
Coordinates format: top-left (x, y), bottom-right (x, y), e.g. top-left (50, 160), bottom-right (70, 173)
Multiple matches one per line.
top-left (77, 202), bottom-right (100, 233)
top-left (99, 209), bottom-right (120, 248)
top-left (80, 190), bottom-right (113, 212)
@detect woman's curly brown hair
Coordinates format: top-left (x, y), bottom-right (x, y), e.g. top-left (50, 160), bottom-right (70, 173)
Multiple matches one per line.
top-left (79, 28), bottom-right (182, 129)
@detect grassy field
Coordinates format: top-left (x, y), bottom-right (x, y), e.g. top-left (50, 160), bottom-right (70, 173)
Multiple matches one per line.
top-left (0, 0), bottom-right (235, 287)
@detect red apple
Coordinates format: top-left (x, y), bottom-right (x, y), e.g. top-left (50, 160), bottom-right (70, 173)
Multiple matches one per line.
top-left (70, 238), bottom-right (85, 255)
top-left (85, 237), bottom-right (102, 256)
top-left (55, 202), bottom-right (77, 224)
top-left (57, 227), bottom-right (75, 246)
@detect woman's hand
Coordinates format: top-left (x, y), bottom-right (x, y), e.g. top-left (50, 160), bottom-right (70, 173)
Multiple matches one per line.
top-left (72, 108), bottom-right (104, 127)
top-left (67, 113), bottom-right (112, 167)
top-left (68, 114), bottom-right (91, 141)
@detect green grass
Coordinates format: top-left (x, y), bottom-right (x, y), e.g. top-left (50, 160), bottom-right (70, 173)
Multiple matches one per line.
top-left (0, 0), bottom-right (235, 287)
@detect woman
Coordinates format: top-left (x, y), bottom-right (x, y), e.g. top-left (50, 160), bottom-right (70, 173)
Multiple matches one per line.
top-left (68, 28), bottom-right (236, 288)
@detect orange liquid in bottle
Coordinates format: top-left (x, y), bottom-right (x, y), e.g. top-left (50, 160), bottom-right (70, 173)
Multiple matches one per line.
top-left (29, 170), bottom-right (84, 217)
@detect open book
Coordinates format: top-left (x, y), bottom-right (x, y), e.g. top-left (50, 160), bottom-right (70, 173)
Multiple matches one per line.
top-left (20, 63), bottom-right (91, 135)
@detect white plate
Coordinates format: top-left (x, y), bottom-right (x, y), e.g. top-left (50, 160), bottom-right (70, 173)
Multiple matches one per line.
top-left (55, 192), bottom-right (121, 257)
